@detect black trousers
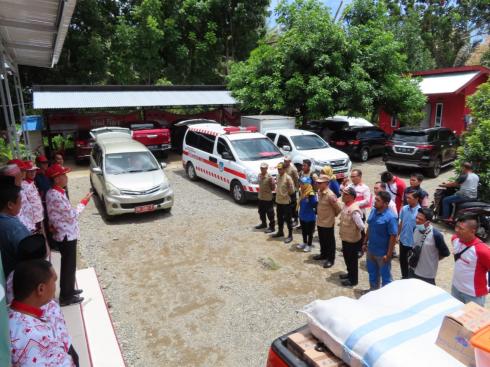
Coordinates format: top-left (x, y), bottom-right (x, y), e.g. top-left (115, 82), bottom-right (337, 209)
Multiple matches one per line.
top-left (290, 193), bottom-right (298, 221)
top-left (342, 240), bottom-right (361, 285)
top-left (258, 200), bottom-right (275, 228)
top-left (300, 220), bottom-right (315, 246)
top-left (408, 269), bottom-right (436, 285)
top-left (399, 243), bottom-right (411, 279)
top-left (318, 226), bottom-right (336, 263)
top-left (276, 203), bottom-right (292, 235)
top-left (54, 237), bottom-right (78, 300)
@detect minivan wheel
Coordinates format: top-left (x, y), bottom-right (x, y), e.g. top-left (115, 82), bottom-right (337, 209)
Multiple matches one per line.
top-left (427, 158), bottom-right (441, 178)
top-left (231, 181), bottom-right (247, 204)
top-left (186, 162), bottom-right (198, 181)
top-left (360, 148), bottom-right (369, 162)
top-left (385, 164), bottom-right (395, 172)
top-left (100, 196), bottom-right (114, 222)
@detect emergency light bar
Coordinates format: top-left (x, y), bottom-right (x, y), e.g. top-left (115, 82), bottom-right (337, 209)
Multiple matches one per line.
top-left (224, 126), bottom-right (257, 134)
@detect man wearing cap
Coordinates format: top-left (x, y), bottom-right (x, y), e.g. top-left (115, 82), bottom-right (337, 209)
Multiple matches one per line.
top-left (255, 162), bottom-right (276, 233)
top-left (8, 159), bottom-right (36, 232)
top-left (283, 157), bottom-right (300, 227)
top-left (45, 163), bottom-right (92, 306)
top-left (22, 161), bottom-right (44, 233)
top-left (273, 162), bottom-right (295, 243)
top-left (339, 187), bottom-right (364, 286)
top-left (314, 174), bottom-right (341, 268)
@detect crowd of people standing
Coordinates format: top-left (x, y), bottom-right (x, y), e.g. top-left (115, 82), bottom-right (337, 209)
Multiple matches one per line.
top-left (0, 153), bottom-right (92, 366)
top-left (255, 158), bottom-right (490, 305)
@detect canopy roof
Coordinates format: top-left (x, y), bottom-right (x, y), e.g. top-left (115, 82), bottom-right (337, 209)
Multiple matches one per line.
top-left (0, 0), bottom-right (77, 69)
top-left (33, 85), bottom-right (238, 109)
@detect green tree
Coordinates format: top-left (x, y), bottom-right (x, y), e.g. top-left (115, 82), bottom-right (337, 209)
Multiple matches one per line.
top-left (456, 81), bottom-right (490, 200)
top-left (343, 0), bottom-right (427, 122)
top-left (229, 0), bottom-right (353, 122)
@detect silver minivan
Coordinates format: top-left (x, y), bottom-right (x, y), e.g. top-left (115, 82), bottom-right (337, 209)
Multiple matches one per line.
top-left (89, 128), bottom-right (174, 218)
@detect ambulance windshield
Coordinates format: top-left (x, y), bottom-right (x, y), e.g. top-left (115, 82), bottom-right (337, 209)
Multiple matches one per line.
top-left (231, 138), bottom-right (282, 161)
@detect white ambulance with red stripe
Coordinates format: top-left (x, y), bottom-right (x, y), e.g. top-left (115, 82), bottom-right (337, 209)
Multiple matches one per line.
top-left (182, 123), bottom-right (284, 203)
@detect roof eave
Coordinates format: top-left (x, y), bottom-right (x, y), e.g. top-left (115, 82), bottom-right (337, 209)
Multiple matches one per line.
top-left (51, 0), bottom-right (77, 67)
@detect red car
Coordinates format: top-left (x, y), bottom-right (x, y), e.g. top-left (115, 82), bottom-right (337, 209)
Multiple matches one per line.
top-left (124, 121), bottom-right (171, 158)
top-left (75, 130), bottom-right (94, 164)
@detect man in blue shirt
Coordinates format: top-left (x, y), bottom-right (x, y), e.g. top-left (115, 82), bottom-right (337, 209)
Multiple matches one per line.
top-left (398, 191), bottom-right (421, 279)
top-left (363, 191), bottom-right (398, 290)
top-left (0, 176), bottom-right (31, 278)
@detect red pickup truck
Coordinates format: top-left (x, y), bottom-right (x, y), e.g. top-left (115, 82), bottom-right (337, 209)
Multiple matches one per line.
top-left (125, 121), bottom-right (171, 157)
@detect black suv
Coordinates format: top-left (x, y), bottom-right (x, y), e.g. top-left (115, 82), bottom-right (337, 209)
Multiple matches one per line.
top-left (301, 119), bottom-right (348, 141)
top-left (383, 127), bottom-right (459, 177)
top-left (330, 127), bottom-right (388, 161)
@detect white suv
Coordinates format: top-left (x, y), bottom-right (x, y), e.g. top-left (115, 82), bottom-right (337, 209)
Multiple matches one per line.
top-left (266, 129), bottom-right (352, 180)
top-left (182, 123), bottom-right (284, 203)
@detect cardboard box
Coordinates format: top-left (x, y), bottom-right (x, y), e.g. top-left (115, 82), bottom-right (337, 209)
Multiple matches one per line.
top-left (287, 329), bottom-right (319, 359)
top-left (303, 348), bottom-right (347, 367)
top-left (436, 302), bottom-right (490, 367)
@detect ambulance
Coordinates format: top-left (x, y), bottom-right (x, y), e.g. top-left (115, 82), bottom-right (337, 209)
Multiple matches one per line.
top-left (182, 123), bottom-right (284, 203)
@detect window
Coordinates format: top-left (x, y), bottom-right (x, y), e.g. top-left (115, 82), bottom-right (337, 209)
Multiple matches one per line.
top-left (290, 135), bottom-right (328, 150)
top-left (185, 130), bottom-right (215, 153)
top-left (185, 130), bottom-right (200, 148)
top-left (104, 152), bottom-right (159, 174)
top-left (390, 115), bottom-right (398, 128)
top-left (434, 103), bottom-right (443, 127)
top-left (277, 135), bottom-right (291, 149)
top-left (199, 133), bottom-right (216, 154)
top-left (266, 133), bottom-right (276, 142)
top-left (230, 138), bottom-right (282, 161)
top-left (217, 138), bottom-right (234, 160)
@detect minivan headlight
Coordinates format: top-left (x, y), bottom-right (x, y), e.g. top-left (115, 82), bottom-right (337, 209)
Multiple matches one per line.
top-left (246, 170), bottom-right (259, 184)
top-left (106, 182), bottom-right (121, 196)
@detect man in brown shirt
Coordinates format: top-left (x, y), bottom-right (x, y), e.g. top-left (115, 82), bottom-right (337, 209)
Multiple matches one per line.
top-left (283, 157), bottom-right (300, 227)
top-left (314, 174), bottom-right (341, 268)
top-left (272, 163), bottom-right (295, 243)
top-left (256, 162), bottom-right (276, 233)
top-left (339, 187), bottom-right (365, 286)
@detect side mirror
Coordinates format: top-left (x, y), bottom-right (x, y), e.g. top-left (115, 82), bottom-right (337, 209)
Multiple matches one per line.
top-left (283, 145), bottom-right (291, 152)
top-left (222, 151), bottom-right (233, 160)
top-left (160, 162), bottom-right (167, 169)
top-left (92, 167), bottom-right (102, 175)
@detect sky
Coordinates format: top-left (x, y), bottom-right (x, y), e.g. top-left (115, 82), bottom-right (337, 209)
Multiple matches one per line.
top-left (267, 0), bottom-right (351, 28)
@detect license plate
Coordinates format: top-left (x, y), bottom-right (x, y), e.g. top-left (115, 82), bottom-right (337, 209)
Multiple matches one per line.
top-left (336, 141), bottom-right (346, 146)
top-left (135, 204), bottom-right (155, 213)
top-left (398, 148), bottom-right (413, 153)
top-left (336, 172), bottom-right (345, 179)
top-left (147, 145), bottom-right (159, 149)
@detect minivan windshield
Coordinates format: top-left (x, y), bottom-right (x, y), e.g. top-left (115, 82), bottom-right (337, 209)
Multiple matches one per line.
top-left (290, 134), bottom-right (329, 150)
top-left (104, 151), bottom-right (159, 174)
top-left (392, 132), bottom-right (429, 143)
top-left (230, 138), bottom-right (282, 161)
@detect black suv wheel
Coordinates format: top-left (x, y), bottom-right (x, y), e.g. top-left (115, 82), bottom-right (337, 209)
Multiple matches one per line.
top-left (426, 158), bottom-right (441, 178)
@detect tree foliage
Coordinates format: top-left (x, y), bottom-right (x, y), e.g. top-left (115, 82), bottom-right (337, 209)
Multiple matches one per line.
top-left (456, 81), bottom-right (490, 200)
top-left (228, 0), bottom-right (426, 123)
top-left (20, 0), bottom-right (269, 86)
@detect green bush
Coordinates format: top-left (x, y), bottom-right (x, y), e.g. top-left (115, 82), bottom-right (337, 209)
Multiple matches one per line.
top-left (456, 81), bottom-right (490, 201)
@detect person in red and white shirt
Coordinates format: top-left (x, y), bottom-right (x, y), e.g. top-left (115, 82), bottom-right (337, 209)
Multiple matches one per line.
top-left (6, 234), bottom-right (78, 365)
top-left (8, 159), bottom-right (36, 232)
top-left (45, 164), bottom-right (92, 306)
top-left (9, 259), bottom-right (77, 367)
top-left (381, 171), bottom-right (407, 214)
top-left (22, 161), bottom-right (44, 231)
top-left (451, 217), bottom-right (490, 306)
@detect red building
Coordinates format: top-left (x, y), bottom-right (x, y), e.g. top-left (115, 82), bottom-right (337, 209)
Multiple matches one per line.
top-left (379, 66), bottom-right (490, 135)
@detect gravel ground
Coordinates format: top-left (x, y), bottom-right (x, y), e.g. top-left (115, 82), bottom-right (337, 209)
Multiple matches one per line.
top-left (66, 155), bottom-right (472, 367)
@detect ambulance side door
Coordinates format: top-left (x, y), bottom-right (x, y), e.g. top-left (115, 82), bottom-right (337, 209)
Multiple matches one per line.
top-left (217, 137), bottom-right (238, 189)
